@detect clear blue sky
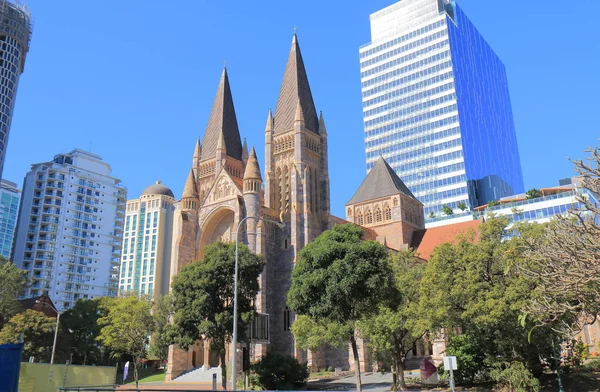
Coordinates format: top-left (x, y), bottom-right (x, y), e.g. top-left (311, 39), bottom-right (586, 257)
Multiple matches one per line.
top-left (5, 0), bottom-right (599, 217)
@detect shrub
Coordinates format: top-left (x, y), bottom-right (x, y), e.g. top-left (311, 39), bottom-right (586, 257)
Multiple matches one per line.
top-left (583, 358), bottom-right (600, 372)
top-left (490, 361), bottom-right (540, 392)
top-left (441, 205), bottom-right (454, 215)
top-left (252, 351), bottom-right (309, 390)
top-left (445, 333), bottom-right (486, 385)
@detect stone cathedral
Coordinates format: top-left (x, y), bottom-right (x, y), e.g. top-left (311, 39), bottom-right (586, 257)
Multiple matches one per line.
top-left (166, 35), bottom-right (426, 381)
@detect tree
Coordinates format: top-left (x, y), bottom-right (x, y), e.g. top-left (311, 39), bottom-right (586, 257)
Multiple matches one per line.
top-left (169, 242), bottom-right (264, 389)
top-left (287, 224), bottom-right (395, 392)
top-left (61, 298), bottom-right (104, 365)
top-left (358, 251), bottom-right (426, 390)
top-left (252, 351), bottom-right (309, 390)
top-left (97, 296), bottom-right (154, 388)
top-left (0, 256), bottom-right (26, 325)
top-left (441, 205), bottom-right (453, 215)
top-left (488, 200), bottom-right (500, 207)
top-left (0, 309), bottom-right (56, 361)
top-left (149, 294), bottom-right (173, 362)
top-left (457, 201), bottom-right (468, 212)
top-left (525, 188), bottom-right (543, 200)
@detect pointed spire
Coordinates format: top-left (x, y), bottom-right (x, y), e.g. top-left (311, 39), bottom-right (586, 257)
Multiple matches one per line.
top-left (243, 147), bottom-right (262, 181)
top-left (182, 169), bottom-right (198, 199)
top-left (216, 128), bottom-right (226, 152)
top-left (193, 137), bottom-right (202, 160)
top-left (200, 67), bottom-right (243, 161)
top-left (265, 109), bottom-right (274, 132)
top-left (294, 98), bottom-right (305, 123)
top-left (273, 33), bottom-right (318, 134)
top-left (318, 111), bottom-right (326, 134)
top-left (241, 138), bottom-right (249, 163)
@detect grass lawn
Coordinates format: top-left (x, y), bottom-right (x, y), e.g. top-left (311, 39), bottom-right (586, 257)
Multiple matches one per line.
top-left (126, 369), bottom-right (166, 384)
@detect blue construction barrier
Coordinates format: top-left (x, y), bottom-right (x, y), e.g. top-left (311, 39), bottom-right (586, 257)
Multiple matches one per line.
top-left (0, 343), bottom-right (24, 392)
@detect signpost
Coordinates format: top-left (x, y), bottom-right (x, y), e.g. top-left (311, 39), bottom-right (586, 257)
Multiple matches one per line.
top-left (443, 356), bottom-right (457, 392)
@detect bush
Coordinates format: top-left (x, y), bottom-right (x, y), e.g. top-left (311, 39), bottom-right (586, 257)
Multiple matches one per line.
top-left (490, 361), bottom-right (540, 392)
top-left (252, 351), bottom-right (309, 390)
top-left (445, 333), bottom-right (486, 385)
top-left (583, 358), bottom-right (600, 372)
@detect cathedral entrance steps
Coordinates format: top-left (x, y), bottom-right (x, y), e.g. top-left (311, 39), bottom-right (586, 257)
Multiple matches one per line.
top-left (171, 366), bottom-right (222, 383)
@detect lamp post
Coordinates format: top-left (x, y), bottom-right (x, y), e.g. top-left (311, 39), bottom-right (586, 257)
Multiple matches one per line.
top-left (36, 299), bottom-right (60, 364)
top-left (232, 216), bottom-right (285, 391)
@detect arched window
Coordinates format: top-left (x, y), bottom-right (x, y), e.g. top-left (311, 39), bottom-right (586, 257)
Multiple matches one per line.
top-left (357, 212), bottom-right (364, 225)
top-left (393, 198), bottom-right (399, 207)
top-left (375, 208), bottom-right (382, 223)
top-left (385, 205), bottom-right (392, 221)
top-left (366, 210), bottom-right (373, 224)
top-left (347, 208), bottom-right (353, 216)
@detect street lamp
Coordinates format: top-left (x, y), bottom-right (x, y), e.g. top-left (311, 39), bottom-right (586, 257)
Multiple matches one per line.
top-left (232, 216), bottom-right (285, 391)
top-left (36, 299), bottom-right (60, 365)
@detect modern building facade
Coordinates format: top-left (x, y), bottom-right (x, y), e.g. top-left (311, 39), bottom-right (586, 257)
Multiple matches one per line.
top-left (0, 0), bottom-right (32, 180)
top-left (118, 180), bottom-right (175, 299)
top-left (0, 178), bottom-right (19, 258)
top-left (12, 149), bottom-right (126, 312)
top-left (359, 0), bottom-right (524, 219)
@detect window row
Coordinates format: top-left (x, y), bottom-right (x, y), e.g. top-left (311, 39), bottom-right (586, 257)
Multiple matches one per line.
top-left (410, 174), bottom-right (467, 195)
top-left (420, 185), bottom-right (468, 205)
top-left (365, 104), bottom-right (457, 138)
top-left (365, 94), bottom-right (456, 128)
top-left (367, 121), bottom-right (459, 152)
top-left (356, 205), bottom-right (393, 225)
top-left (370, 148), bottom-right (463, 176)
top-left (401, 161), bottom-right (465, 185)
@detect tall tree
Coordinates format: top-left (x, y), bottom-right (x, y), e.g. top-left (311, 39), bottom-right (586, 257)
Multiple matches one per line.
top-left (0, 309), bottom-right (56, 362)
top-left (0, 256), bottom-right (26, 326)
top-left (61, 298), bottom-right (104, 365)
top-left (169, 242), bottom-right (264, 389)
top-left (525, 188), bottom-right (543, 199)
top-left (97, 296), bottom-right (154, 388)
top-left (358, 250), bottom-right (426, 391)
top-left (149, 294), bottom-right (173, 362)
top-left (287, 224), bottom-right (395, 392)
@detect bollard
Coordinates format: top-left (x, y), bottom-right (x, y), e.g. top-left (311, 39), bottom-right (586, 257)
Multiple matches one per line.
top-left (213, 372), bottom-right (217, 390)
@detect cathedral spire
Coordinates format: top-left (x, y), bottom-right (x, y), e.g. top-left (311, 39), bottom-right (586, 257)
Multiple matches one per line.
top-left (294, 98), bottom-right (305, 124)
top-left (241, 138), bottom-right (249, 164)
top-left (182, 169), bottom-right (198, 200)
top-left (243, 147), bottom-right (262, 181)
top-left (318, 111), bottom-right (326, 134)
top-left (273, 34), bottom-right (318, 134)
top-left (265, 109), bottom-right (274, 132)
top-left (192, 137), bottom-right (202, 163)
top-left (200, 67), bottom-right (243, 161)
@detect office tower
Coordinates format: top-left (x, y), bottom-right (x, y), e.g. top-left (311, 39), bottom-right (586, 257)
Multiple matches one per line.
top-left (12, 149), bottom-right (126, 312)
top-left (118, 180), bottom-right (175, 299)
top-left (0, 0), bottom-right (32, 179)
top-left (0, 178), bottom-right (19, 258)
top-left (359, 0), bottom-right (524, 219)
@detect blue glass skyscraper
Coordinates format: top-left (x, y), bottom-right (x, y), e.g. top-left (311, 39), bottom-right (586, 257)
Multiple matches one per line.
top-left (359, 0), bottom-right (524, 218)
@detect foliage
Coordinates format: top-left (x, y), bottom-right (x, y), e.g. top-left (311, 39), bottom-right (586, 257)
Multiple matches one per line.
top-left (252, 351), bottom-right (309, 390)
top-left (457, 201), bottom-right (468, 211)
top-left (287, 224), bottom-right (394, 392)
top-left (358, 250), bottom-right (426, 390)
top-left (441, 205), bottom-right (454, 215)
top-left (488, 200), bottom-right (500, 207)
top-left (0, 256), bottom-right (27, 325)
top-left (169, 242), bottom-right (264, 389)
top-left (445, 333), bottom-right (487, 384)
top-left (419, 218), bottom-right (557, 384)
top-left (490, 361), bottom-right (540, 392)
top-left (149, 294), bottom-right (173, 361)
top-left (0, 309), bottom-right (56, 362)
top-left (525, 188), bottom-right (543, 200)
top-left (291, 316), bottom-right (351, 350)
top-left (583, 358), bottom-right (600, 372)
top-left (61, 298), bottom-right (104, 365)
top-left (428, 211), bottom-right (435, 219)
top-left (97, 296), bottom-right (154, 388)
top-left (563, 339), bottom-right (589, 369)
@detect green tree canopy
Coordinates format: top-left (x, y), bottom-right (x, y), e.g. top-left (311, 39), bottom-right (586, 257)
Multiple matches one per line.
top-left (441, 205), bottom-right (454, 215)
top-left (525, 188), bottom-right (543, 199)
top-left (61, 298), bottom-right (105, 365)
top-left (0, 309), bottom-right (56, 362)
top-left (169, 242), bottom-right (264, 389)
top-left (287, 224), bottom-right (394, 392)
top-left (149, 293), bottom-right (173, 362)
top-left (0, 256), bottom-right (27, 325)
top-left (97, 296), bottom-right (154, 388)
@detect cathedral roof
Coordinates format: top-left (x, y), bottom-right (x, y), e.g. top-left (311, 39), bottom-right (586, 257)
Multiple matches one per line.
top-left (200, 68), bottom-right (243, 161)
top-left (273, 34), bottom-right (319, 134)
top-left (243, 147), bottom-right (262, 181)
top-left (346, 156), bottom-right (418, 205)
top-left (182, 169), bottom-right (198, 199)
top-left (142, 180), bottom-right (175, 198)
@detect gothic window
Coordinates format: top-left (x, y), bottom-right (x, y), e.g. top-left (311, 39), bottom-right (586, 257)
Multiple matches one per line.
top-left (347, 208), bottom-right (352, 216)
top-left (357, 212), bottom-right (364, 225)
top-left (366, 210), bottom-right (373, 224)
top-left (393, 198), bottom-right (399, 207)
top-left (375, 208), bottom-right (382, 223)
top-left (385, 205), bottom-right (392, 221)
top-left (284, 165), bottom-right (290, 212)
top-left (276, 167), bottom-right (282, 211)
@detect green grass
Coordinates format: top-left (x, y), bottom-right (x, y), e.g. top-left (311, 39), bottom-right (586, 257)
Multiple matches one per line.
top-left (126, 369), bottom-right (166, 384)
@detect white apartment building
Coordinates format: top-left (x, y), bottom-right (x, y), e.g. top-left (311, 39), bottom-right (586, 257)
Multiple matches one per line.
top-left (0, 178), bottom-right (20, 258)
top-left (119, 181), bottom-right (175, 299)
top-left (12, 149), bottom-right (126, 311)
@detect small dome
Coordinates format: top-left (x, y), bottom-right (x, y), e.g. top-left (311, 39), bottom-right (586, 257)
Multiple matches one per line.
top-left (141, 180), bottom-right (174, 198)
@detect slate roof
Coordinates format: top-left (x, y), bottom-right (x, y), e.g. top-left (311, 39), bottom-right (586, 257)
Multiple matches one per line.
top-left (346, 156), bottom-right (418, 205)
top-left (200, 68), bottom-right (243, 161)
top-left (273, 34), bottom-right (319, 134)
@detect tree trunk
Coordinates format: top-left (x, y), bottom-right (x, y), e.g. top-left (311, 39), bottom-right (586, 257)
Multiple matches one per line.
top-left (391, 362), bottom-right (398, 391)
top-left (134, 359), bottom-right (139, 389)
top-left (397, 360), bottom-right (407, 391)
top-left (220, 351), bottom-right (227, 390)
top-left (350, 334), bottom-right (362, 392)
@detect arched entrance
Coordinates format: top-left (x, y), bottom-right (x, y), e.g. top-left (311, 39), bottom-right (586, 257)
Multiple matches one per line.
top-left (199, 208), bottom-right (236, 258)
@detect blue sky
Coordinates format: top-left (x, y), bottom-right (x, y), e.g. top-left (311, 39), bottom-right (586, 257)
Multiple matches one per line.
top-left (5, 0), bottom-right (599, 217)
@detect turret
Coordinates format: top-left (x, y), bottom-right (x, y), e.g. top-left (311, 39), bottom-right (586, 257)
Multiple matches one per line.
top-left (242, 138), bottom-right (249, 166)
top-left (264, 109), bottom-right (275, 209)
top-left (243, 147), bottom-right (262, 252)
top-left (181, 169), bottom-right (199, 211)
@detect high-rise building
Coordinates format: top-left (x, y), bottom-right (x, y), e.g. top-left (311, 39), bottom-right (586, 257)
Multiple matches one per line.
top-left (359, 0), bottom-right (524, 219)
top-left (118, 180), bottom-right (175, 299)
top-left (0, 0), bottom-right (32, 179)
top-left (0, 178), bottom-right (19, 258)
top-left (12, 149), bottom-right (126, 312)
